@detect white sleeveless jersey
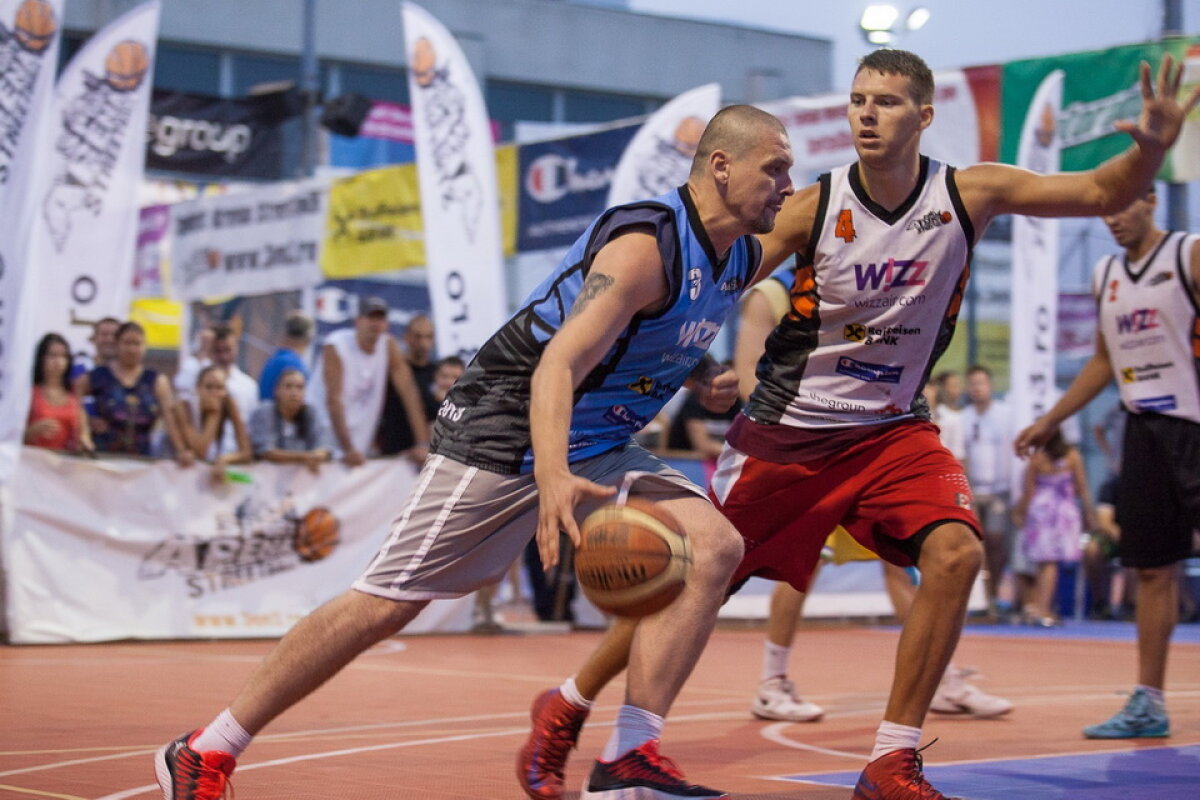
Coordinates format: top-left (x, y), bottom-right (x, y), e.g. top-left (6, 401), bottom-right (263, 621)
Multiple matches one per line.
top-left (1094, 231), bottom-right (1200, 424)
top-left (307, 327), bottom-right (389, 455)
top-left (746, 157), bottom-right (973, 428)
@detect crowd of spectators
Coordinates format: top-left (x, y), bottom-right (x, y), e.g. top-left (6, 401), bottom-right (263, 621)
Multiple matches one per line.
top-left (24, 296), bottom-right (455, 483)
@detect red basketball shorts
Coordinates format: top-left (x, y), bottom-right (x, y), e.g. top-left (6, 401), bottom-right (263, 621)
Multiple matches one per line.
top-left (709, 421), bottom-right (980, 593)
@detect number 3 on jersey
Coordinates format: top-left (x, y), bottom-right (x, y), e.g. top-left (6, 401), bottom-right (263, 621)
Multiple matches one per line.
top-left (835, 209), bottom-right (857, 243)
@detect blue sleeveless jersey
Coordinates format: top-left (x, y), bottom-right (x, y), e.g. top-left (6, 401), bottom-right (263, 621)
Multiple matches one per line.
top-left (430, 185), bottom-right (760, 474)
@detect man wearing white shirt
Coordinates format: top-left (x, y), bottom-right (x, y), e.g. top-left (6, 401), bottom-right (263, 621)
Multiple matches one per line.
top-left (960, 364), bottom-right (1012, 612)
top-left (210, 325), bottom-right (260, 456)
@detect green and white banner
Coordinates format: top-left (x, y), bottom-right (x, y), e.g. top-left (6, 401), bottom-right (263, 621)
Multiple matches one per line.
top-left (1001, 38), bottom-right (1200, 181)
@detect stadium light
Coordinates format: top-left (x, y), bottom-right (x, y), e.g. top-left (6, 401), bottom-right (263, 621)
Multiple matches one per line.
top-left (859, 4), bottom-right (930, 47)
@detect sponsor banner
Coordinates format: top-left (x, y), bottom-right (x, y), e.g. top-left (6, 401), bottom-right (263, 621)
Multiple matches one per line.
top-left (1000, 38), bottom-right (1200, 181)
top-left (3, 447), bottom-right (472, 642)
top-left (1057, 291), bottom-right (1098, 362)
top-left (170, 177), bottom-right (327, 301)
top-left (517, 122), bottom-right (637, 252)
top-left (146, 88), bottom-right (288, 179)
top-left (133, 203), bottom-right (170, 297)
top-left (0, 0), bottom-right (65, 481)
top-left (402, 2), bottom-right (507, 360)
top-left (26, 0), bottom-right (160, 359)
top-left (321, 145), bottom-right (517, 279)
top-left (760, 68), bottom-right (992, 180)
top-left (607, 83), bottom-right (719, 206)
top-left (1009, 70), bottom-right (1063, 495)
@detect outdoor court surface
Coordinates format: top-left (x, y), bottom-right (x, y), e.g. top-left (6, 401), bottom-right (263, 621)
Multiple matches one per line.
top-left (3, 619), bottom-right (1198, 800)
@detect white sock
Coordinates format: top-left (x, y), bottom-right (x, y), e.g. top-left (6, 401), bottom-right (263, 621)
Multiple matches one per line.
top-left (869, 720), bottom-right (921, 762)
top-left (762, 641), bottom-right (790, 683)
top-left (560, 676), bottom-right (593, 710)
top-left (601, 705), bottom-right (663, 761)
top-left (1137, 685), bottom-right (1165, 707)
top-left (192, 709), bottom-right (252, 758)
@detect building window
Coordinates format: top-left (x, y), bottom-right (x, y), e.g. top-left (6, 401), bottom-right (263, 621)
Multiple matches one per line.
top-left (154, 45), bottom-right (221, 95)
top-left (563, 90), bottom-right (646, 123)
top-left (232, 52), bottom-right (300, 95)
top-left (338, 62), bottom-right (409, 104)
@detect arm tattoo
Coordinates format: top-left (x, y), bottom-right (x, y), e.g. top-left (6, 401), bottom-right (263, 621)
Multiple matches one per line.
top-left (567, 272), bottom-right (615, 319)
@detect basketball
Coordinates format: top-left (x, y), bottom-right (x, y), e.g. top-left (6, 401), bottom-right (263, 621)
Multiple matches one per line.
top-left (14, 0), bottom-right (57, 53)
top-left (104, 40), bottom-right (150, 92)
top-left (294, 507), bottom-right (340, 562)
top-left (575, 498), bottom-right (690, 617)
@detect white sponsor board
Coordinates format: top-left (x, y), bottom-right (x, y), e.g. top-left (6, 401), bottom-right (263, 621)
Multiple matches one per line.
top-left (3, 448), bottom-right (471, 643)
top-left (169, 178), bottom-right (327, 301)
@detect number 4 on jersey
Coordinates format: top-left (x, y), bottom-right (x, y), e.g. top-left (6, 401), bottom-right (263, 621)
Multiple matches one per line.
top-left (835, 209), bottom-right (857, 243)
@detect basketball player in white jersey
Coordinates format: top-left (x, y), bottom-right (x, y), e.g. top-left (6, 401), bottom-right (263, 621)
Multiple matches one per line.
top-left (1016, 187), bottom-right (1200, 740)
top-left (518, 50), bottom-right (1198, 800)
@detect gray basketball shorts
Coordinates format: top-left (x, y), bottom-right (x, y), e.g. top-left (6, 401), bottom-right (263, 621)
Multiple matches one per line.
top-left (353, 442), bottom-right (705, 601)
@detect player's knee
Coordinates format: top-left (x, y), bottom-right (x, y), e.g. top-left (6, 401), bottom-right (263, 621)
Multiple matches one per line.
top-left (354, 591), bottom-right (429, 638)
top-left (692, 516), bottom-right (744, 580)
top-left (919, 524), bottom-right (982, 584)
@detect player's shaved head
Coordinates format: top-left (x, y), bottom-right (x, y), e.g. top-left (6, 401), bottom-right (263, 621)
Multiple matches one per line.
top-left (690, 104), bottom-right (786, 178)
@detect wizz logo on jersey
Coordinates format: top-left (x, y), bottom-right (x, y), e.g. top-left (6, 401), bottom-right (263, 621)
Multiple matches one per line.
top-left (904, 210), bottom-right (952, 234)
top-left (677, 319), bottom-right (720, 348)
top-left (1115, 308), bottom-right (1158, 334)
top-left (853, 259), bottom-right (927, 292)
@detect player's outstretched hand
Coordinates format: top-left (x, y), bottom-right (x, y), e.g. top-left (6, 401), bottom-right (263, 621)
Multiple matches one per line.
top-left (535, 469), bottom-right (616, 569)
top-left (1116, 54), bottom-right (1200, 154)
top-left (1014, 416), bottom-right (1057, 459)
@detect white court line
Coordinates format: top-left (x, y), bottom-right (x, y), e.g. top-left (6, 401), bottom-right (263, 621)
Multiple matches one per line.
top-left (759, 722), bottom-right (869, 760)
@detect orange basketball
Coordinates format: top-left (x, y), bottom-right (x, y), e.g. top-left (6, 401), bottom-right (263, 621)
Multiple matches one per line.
top-left (575, 498), bottom-right (690, 617)
top-left (104, 40), bottom-right (149, 92)
top-left (294, 507), bottom-right (340, 562)
top-left (14, 0), bottom-right (57, 53)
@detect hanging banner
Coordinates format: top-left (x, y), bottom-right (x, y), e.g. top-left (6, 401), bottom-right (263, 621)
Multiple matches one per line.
top-left (0, 0), bottom-right (65, 482)
top-left (402, 1), bottom-right (506, 360)
top-left (517, 122), bottom-right (637, 252)
top-left (1009, 70), bottom-right (1064, 494)
top-left (170, 177), bottom-right (327, 302)
top-left (25, 0), bottom-right (161, 359)
top-left (1000, 38), bottom-right (1200, 181)
top-left (3, 447), bottom-right (473, 643)
top-left (146, 88), bottom-right (290, 179)
top-left (607, 83), bottom-right (720, 206)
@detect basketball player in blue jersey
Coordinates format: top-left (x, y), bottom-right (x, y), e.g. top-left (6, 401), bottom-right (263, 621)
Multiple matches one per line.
top-left (1017, 187), bottom-right (1200, 741)
top-left (519, 50), bottom-right (1198, 800)
top-left (152, 104), bottom-right (794, 800)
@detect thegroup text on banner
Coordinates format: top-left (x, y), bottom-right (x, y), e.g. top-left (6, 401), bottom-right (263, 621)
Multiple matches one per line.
top-left (3, 448), bottom-right (473, 643)
top-left (0, 0), bottom-right (65, 482)
top-left (402, 1), bottom-right (507, 360)
top-left (170, 177), bottom-right (327, 302)
top-left (146, 88), bottom-right (293, 180)
top-left (24, 0), bottom-right (161, 359)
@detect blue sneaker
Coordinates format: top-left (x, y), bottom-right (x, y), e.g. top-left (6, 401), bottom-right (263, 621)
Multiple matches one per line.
top-left (1083, 688), bottom-right (1170, 739)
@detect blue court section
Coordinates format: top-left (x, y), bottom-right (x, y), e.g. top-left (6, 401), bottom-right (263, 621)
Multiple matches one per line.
top-left (956, 619), bottom-right (1200, 644)
top-left (782, 745), bottom-right (1200, 799)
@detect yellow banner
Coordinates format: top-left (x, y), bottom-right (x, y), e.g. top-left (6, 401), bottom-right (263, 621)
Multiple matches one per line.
top-left (129, 297), bottom-right (183, 349)
top-left (321, 145), bottom-right (518, 279)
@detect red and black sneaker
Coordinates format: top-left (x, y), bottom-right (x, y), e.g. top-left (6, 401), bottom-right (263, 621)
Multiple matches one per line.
top-left (154, 730), bottom-right (236, 800)
top-left (852, 745), bottom-right (962, 800)
top-left (582, 739), bottom-right (727, 799)
top-left (517, 689), bottom-right (589, 800)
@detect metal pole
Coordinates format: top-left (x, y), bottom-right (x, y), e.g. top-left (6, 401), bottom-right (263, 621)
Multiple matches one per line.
top-left (1163, 0), bottom-right (1189, 231)
top-left (299, 0), bottom-right (319, 177)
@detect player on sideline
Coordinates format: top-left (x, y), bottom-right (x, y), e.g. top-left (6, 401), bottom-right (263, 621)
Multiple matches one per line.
top-left (153, 104), bottom-right (794, 800)
top-left (517, 49), bottom-right (1198, 800)
top-left (1015, 187), bottom-right (1200, 740)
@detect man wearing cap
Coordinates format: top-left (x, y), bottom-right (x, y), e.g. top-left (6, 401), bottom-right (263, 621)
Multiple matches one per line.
top-left (306, 296), bottom-right (428, 467)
